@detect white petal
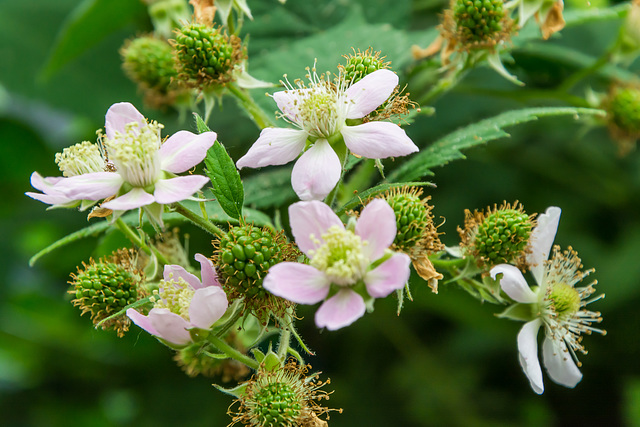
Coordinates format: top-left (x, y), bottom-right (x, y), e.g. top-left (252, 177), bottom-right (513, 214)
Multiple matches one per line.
top-left (102, 187), bottom-right (155, 210)
top-left (263, 262), bottom-right (331, 304)
top-left (153, 175), bottom-right (209, 204)
top-left (345, 69), bottom-right (398, 119)
top-left (356, 198), bottom-right (397, 261)
top-left (236, 128), bottom-right (307, 169)
top-left (341, 122), bottom-right (418, 159)
top-left (314, 289), bottom-right (366, 331)
top-left (291, 139), bottom-right (341, 201)
top-left (364, 253), bottom-right (411, 298)
top-left (289, 200), bottom-right (343, 256)
top-left (527, 206), bottom-right (561, 285)
top-left (542, 335), bottom-right (582, 389)
top-left (517, 319), bottom-right (544, 394)
top-left (159, 131), bottom-right (216, 173)
top-left (490, 264), bottom-right (538, 303)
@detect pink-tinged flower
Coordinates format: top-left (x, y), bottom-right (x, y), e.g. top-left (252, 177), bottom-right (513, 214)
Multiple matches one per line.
top-left (236, 68), bottom-right (419, 201)
top-left (127, 253), bottom-right (228, 347)
top-left (490, 207), bottom-right (605, 394)
top-left (263, 199), bottom-right (411, 331)
top-left (53, 102), bottom-right (216, 225)
top-left (26, 141), bottom-right (107, 210)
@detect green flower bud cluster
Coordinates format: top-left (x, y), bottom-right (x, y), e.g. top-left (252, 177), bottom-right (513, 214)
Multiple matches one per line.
top-left (121, 36), bottom-right (177, 94)
top-left (69, 250), bottom-right (144, 337)
top-left (473, 208), bottom-right (532, 266)
top-left (216, 225), bottom-right (296, 321)
top-left (253, 382), bottom-right (303, 426)
top-left (341, 49), bottom-right (390, 84)
top-left (174, 338), bottom-right (250, 380)
top-left (453, 0), bottom-right (505, 43)
top-left (173, 23), bottom-right (241, 86)
top-left (549, 282), bottom-right (581, 321)
top-left (387, 192), bottom-right (431, 252)
top-left (609, 86), bottom-right (640, 136)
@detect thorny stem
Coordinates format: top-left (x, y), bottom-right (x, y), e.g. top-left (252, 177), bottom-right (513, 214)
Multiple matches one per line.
top-left (208, 334), bottom-right (260, 370)
top-left (227, 82), bottom-right (276, 129)
top-left (172, 202), bottom-right (227, 238)
top-left (277, 308), bottom-right (294, 362)
top-left (114, 218), bottom-right (170, 265)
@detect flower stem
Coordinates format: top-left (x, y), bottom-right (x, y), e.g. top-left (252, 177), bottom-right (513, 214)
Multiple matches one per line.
top-left (208, 334), bottom-right (260, 370)
top-left (227, 82), bottom-right (276, 129)
top-left (172, 202), bottom-right (227, 238)
top-left (430, 256), bottom-right (468, 268)
top-left (559, 52), bottom-right (610, 93)
top-left (114, 218), bottom-right (170, 265)
top-left (277, 308), bottom-right (294, 362)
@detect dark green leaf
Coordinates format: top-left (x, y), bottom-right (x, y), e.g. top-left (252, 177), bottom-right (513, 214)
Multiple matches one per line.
top-left (204, 141), bottom-right (245, 221)
top-left (388, 107), bottom-right (606, 182)
top-left (194, 113), bottom-right (212, 134)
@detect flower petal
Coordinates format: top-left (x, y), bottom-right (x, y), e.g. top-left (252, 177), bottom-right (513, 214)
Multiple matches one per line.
top-left (105, 102), bottom-right (146, 139)
top-left (195, 253), bottom-right (220, 289)
top-left (364, 252), bottom-right (411, 298)
top-left (153, 175), bottom-right (210, 204)
top-left (237, 128), bottom-right (308, 169)
top-left (355, 198), bottom-right (397, 261)
top-left (163, 264), bottom-right (202, 289)
top-left (263, 262), bottom-right (330, 304)
top-left (490, 264), bottom-right (538, 303)
top-left (273, 89), bottom-right (311, 123)
top-left (102, 187), bottom-right (155, 210)
top-left (126, 308), bottom-right (160, 336)
top-left (30, 172), bottom-right (63, 191)
top-left (159, 131), bottom-right (217, 173)
top-left (189, 286), bottom-right (228, 329)
top-left (517, 319), bottom-right (544, 394)
top-left (527, 206), bottom-right (561, 285)
top-left (147, 308), bottom-right (192, 346)
top-left (55, 172), bottom-right (123, 200)
top-left (315, 289), bottom-right (366, 331)
top-left (341, 122), bottom-right (419, 159)
top-left (291, 139), bottom-right (341, 201)
top-left (345, 69), bottom-right (398, 119)
top-left (542, 335), bottom-right (582, 389)
top-left (289, 200), bottom-right (343, 256)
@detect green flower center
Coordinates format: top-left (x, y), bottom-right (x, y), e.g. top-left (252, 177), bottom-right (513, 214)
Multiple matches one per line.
top-left (55, 141), bottom-right (104, 177)
top-left (73, 262), bottom-right (140, 315)
top-left (454, 0), bottom-right (505, 43)
top-left (474, 208), bottom-right (532, 265)
top-left (310, 225), bottom-right (368, 286)
top-left (253, 382), bottom-right (303, 426)
top-left (548, 282), bottom-right (581, 320)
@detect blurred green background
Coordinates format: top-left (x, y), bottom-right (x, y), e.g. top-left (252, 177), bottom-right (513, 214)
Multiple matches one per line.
top-left (2, 0), bottom-right (640, 425)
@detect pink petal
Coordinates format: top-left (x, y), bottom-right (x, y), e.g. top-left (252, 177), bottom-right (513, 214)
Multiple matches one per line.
top-left (345, 69), bottom-right (398, 119)
top-left (490, 264), bottom-right (538, 303)
top-left (189, 286), bottom-right (228, 329)
top-left (159, 131), bottom-right (217, 173)
top-left (355, 198), bottom-right (397, 261)
top-left (341, 122), bottom-right (419, 159)
top-left (273, 89), bottom-right (310, 123)
top-left (148, 308), bottom-right (192, 346)
top-left (55, 172), bottom-right (123, 200)
top-left (364, 252), bottom-right (411, 298)
top-left (517, 319), bottom-right (544, 394)
top-left (236, 128), bottom-right (307, 169)
top-left (102, 187), bottom-right (155, 210)
top-left (314, 289), bottom-right (366, 331)
top-left (291, 139), bottom-right (341, 201)
top-left (30, 172), bottom-right (63, 191)
top-left (126, 308), bottom-right (160, 336)
top-left (542, 335), bottom-right (582, 389)
top-left (289, 200), bottom-right (343, 256)
top-left (105, 102), bottom-right (146, 139)
top-left (153, 175), bottom-right (210, 204)
top-left (195, 253), bottom-right (220, 288)
top-left (527, 206), bottom-right (561, 285)
top-left (263, 262), bottom-right (331, 304)
top-left (25, 191), bottom-right (75, 206)
top-left (163, 264), bottom-right (202, 289)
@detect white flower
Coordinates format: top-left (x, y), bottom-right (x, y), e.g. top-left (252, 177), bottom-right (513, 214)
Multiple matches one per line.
top-left (490, 207), bottom-right (605, 394)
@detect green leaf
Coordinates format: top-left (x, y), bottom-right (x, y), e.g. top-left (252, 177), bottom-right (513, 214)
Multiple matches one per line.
top-left (243, 167), bottom-right (296, 209)
top-left (388, 107), bottom-right (606, 182)
top-left (563, 3), bottom-right (629, 27)
top-left (204, 142), bottom-right (245, 222)
top-left (213, 382), bottom-right (248, 398)
top-left (336, 181), bottom-right (435, 214)
top-left (194, 113), bottom-right (212, 134)
top-left (40, 0), bottom-right (146, 80)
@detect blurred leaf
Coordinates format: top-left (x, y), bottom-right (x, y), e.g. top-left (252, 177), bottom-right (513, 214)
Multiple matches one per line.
top-left (204, 142), bottom-right (245, 221)
top-left (243, 167), bottom-right (296, 209)
top-left (563, 3), bottom-right (628, 27)
top-left (388, 107), bottom-right (606, 182)
top-left (40, 0), bottom-right (146, 79)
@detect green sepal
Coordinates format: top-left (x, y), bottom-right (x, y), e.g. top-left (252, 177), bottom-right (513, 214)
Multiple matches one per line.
top-left (213, 381), bottom-right (249, 398)
top-left (262, 349), bottom-right (282, 371)
top-left (194, 112), bottom-right (212, 134)
top-left (496, 302), bottom-right (537, 322)
top-left (251, 348), bottom-right (266, 363)
top-left (204, 141), bottom-right (245, 222)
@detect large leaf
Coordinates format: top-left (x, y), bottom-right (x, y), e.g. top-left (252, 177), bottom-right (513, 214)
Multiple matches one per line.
top-left (204, 141), bottom-right (245, 222)
top-left (40, 0), bottom-right (146, 79)
top-left (28, 201), bottom-right (271, 266)
top-left (388, 107), bottom-right (606, 182)
top-left (243, 167), bottom-right (296, 209)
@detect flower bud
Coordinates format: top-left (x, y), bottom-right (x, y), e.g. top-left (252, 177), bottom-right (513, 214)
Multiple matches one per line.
top-left (69, 249), bottom-right (146, 337)
top-left (215, 225), bottom-right (299, 322)
top-left (459, 201), bottom-right (535, 271)
top-left (173, 23), bottom-right (244, 88)
top-left (340, 48), bottom-right (391, 84)
top-left (453, 0), bottom-right (506, 45)
top-left (604, 84), bottom-right (640, 155)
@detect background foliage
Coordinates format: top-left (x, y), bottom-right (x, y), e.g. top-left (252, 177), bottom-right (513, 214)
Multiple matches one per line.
top-left (1, 0), bottom-right (640, 425)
